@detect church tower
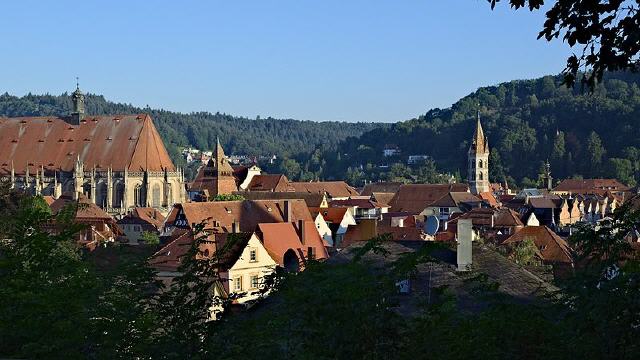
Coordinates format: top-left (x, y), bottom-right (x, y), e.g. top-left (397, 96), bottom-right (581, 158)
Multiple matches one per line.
top-left (70, 79), bottom-right (85, 125)
top-left (468, 110), bottom-right (490, 195)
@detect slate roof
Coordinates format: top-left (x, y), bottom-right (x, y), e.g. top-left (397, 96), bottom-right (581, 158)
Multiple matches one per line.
top-left (0, 114), bottom-right (174, 175)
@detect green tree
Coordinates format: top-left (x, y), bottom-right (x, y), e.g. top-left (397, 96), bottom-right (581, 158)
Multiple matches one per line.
top-left (586, 131), bottom-right (606, 175)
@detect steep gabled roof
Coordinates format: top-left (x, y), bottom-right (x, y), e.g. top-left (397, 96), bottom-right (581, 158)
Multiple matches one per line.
top-left (0, 114), bottom-right (175, 175)
top-left (389, 183), bottom-right (470, 214)
top-left (257, 222), bottom-right (328, 266)
top-left (50, 194), bottom-right (113, 220)
top-left (430, 192), bottom-right (480, 208)
top-left (502, 226), bottom-right (573, 264)
top-left (246, 174), bottom-right (294, 192)
top-left (236, 191), bottom-right (326, 208)
top-left (554, 178), bottom-right (630, 193)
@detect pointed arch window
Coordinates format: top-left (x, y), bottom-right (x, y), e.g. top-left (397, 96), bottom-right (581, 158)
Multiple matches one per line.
top-left (152, 184), bottom-right (161, 208)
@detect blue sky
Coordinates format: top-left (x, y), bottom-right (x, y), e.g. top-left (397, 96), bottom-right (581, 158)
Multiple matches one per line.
top-left (0, 1), bottom-right (571, 122)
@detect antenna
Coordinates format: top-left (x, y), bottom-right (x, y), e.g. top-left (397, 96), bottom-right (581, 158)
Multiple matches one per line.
top-left (424, 215), bottom-right (440, 236)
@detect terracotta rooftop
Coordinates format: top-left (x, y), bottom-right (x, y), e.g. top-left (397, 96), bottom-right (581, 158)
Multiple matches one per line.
top-left (246, 174), bottom-right (294, 192)
top-left (49, 194), bottom-right (113, 220)
top-left (430, 192), bottom-right (480, 208)
top-left (0, 114), bottom-right (175, 175)
top-left (330, 198), bottom-right (387, 209)
top-left (554, 178), bottom-right (630, 193)
top-left (236, 191), bottom-right (326, 208)
top-left (168, 199), bottom-right (312, 233)
top-left (257, 222), bottom-right (328, 266)
top-left (389, 183), bottom-right (470, 214)
top-left (311, 207), bottom-right (349, 224)
top-left (371, 192), bottom-right (395, 207)
top-left (290, 181), bottom-right (359, 198)
top-left (360, 182), bottom-right (402, 196)
top-left (118, 207), bottom-right (165, 229)
top-left (502, 226), bottom-right (573, 264)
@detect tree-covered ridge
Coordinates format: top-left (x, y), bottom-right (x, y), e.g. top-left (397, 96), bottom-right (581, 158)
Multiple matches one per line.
top-left (0, 92), bottom-right (387, 168)
top-left (335, 72), bottom-right (640, 187)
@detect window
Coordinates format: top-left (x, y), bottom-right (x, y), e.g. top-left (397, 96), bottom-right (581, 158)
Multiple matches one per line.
top-left (439, 207), bottom-right (450, 217)
top-left (233, 277), bottom-right (243, 292)
top-left (250, 275), bottom-right (259, 289)
top-left (249, 248), bottom-right (257, 262)
top-left (152, 183), bottom-right (161, 208)
top-left (307, 246), bottom-right (315, 260)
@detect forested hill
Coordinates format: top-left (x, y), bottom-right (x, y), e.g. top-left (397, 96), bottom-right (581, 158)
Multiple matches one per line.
top-left (0, 92), bottom-right (386, 167)
top-left (335, 72), bottom-right (640, 187)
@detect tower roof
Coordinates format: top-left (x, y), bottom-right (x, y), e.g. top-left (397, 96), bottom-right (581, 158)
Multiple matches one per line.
top-left (469, 111), bottom-right (488, 154)
top-left (213, 137), bottom-right (234, 174)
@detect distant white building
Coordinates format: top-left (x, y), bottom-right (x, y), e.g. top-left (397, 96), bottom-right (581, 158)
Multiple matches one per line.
top-left (407, 155), bottom-right (429, 165)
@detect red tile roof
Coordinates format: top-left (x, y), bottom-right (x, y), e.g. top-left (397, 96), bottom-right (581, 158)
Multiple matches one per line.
top-left (168, 199), bottom-right (312, 233)
top-left (389, 183), bottom-right (470, 214)
top-left (502, 226), bottom-right (573, 264)
top-left (311, 207), bottom-right (349, 224)
top-left (360, 182), bottom-right (402, 196)
top-left (246, 174), bottom-right (294, 192)
top-left (290, 181), bottom-right (359, 198)
top-left (50, 194), bottom-right (113, 220)
top-left (554, 178), bottom-right (630, 193)
top-left (330, 198), bottom-right (387, 209)
top-left (257, 222), bottom-right (328, 266)
top-left (0, 114), bottom-right (175, 175)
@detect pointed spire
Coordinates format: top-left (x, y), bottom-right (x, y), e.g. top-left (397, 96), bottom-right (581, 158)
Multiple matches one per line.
top-left (469, 107), bottom-right (487, 154)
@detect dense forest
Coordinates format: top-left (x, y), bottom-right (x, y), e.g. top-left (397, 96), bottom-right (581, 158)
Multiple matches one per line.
top-left (315, 72), bottom-right (640, 187)
top-left (0, 92), bottom-right (385, 173)
top-left (3, 72), bottom-right (640, 187)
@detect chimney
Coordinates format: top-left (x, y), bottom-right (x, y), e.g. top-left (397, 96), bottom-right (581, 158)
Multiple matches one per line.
top-left (298, 219), bottom-right (306, 244)
top-left (231, 221), bottom-right (240, 233)
top-left (284, 200), bottom-right (292, 223)
top-left (457, 219), bottom-right (473, 271)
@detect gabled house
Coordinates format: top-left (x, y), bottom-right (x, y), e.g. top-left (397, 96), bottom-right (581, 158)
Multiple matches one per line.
top-left (388, 183), bottom-right (470, 215)
top-left (149, 230), bottom-right (278, 315)
top-left (423, 192), bottom-right (482, 230)
top-left (257, 221), bottom-right (329, 272)
top-left (117, 207), bottom-right (165, 245)
top-left (310, 207), bottom-right (357, 247)
top-left (501, 225), bottom-right (574, 273)
top-left (163, 199), bottom-right (313, 236)
top-left (244, 174), bottom-right (295, 192)
top-left (48, 194), bottom-right (122, 250)
top-left (330, 198), bottom-right (389, 221)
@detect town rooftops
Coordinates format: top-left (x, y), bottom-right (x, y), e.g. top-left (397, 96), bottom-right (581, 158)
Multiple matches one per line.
top-left (166, 199), bottom-right (312, 233)
top-left (290, 181), bottom-right (359, 198)
top-left (389, 183), bottom-right (470, 214)
top-left (149, 231), bottom-right (254, 272)
top-left (50, 194), bottom-right (113, 221)
top-left (0, 114), bottom-right (175, 175)
top-left (330, 198), bottom-right (388, 209)
top-left (554, 178), bottom-right (630, 193)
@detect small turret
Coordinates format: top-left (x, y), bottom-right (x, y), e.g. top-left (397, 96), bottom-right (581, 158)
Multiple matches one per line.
top-left (70, 78), bottom-right (85, 125)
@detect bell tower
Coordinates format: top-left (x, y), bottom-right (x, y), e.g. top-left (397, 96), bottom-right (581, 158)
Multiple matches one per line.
top-left (468, 110), bottom-right (490, 195)
top-left (70, 78), bottom-right (85, 125)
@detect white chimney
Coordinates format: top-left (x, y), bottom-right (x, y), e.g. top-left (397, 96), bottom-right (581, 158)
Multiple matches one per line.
top-left (457, 219), bottom-right (473, 271)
